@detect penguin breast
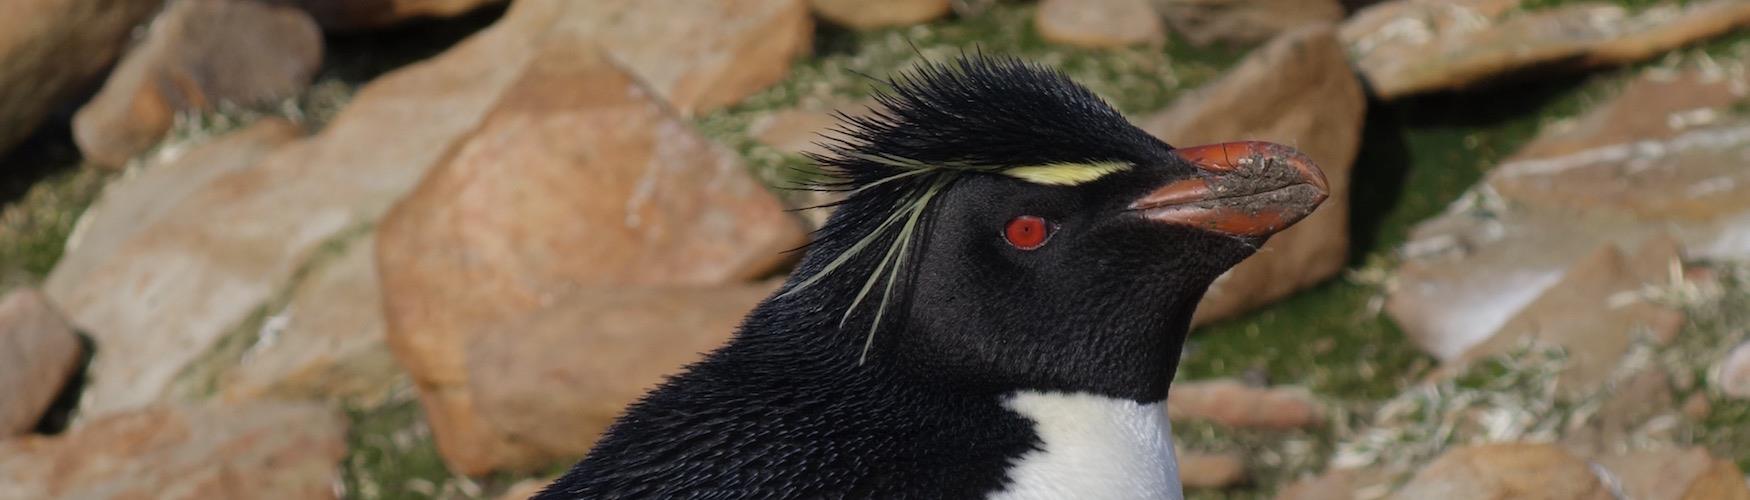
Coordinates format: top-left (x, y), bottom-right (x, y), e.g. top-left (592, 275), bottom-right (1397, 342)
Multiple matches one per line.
top-left (988, 391), bottom-right (1183, 500)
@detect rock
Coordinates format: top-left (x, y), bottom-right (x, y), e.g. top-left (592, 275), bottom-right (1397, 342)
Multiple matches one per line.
top-left (1391, 443), bottom-right (1612, 500)
top-left (376, 44), bottom-right (805, 474)
top-left (523, 0), bottom-right (813, 116)
top-left (1343, 0), bottom-right (1750, 99)
top-left (1387, 58), bottom-right (1750, 362)
top-left (1036, 0), bottom-right (1165, 48)
top-left (1276, 467), bottom-right (1397, 500)
top-left (1511, 60), bottom-right (1750, 163)
top-left (1166, 379), bottom-right (1325, 430)
top-left (1153, 0), bottom-right (1345, 46)
top-left (465, 283), bottom-right (777, 463)
top-left (215, 235), bottom-right (399, 406)
top-left (0, 288), bottom-right (82, 436)
top-left (1179, 450), bottom-right (1247, 489)
top-left (73, 0), bottom-right (322, 168)
top-left (1443, 237), bottom-right (1685, 395)
top-left (1561, 368), bottom-right (1674, 456)
top-left (1142, 26), bottom-right (1364, 325)
top-left (0, 401), bottom-right (346, 500)
top-left (809, 0), bottom-right (950, 30)
top-left (1719, 342), bottom-right (1750, 399)
top-left (749, 101), bottom-right (874, 157)
top-left (47, 0), bottom-right (807, 420)
top-left (0, 0), bottom-right (164, 158)
top-left (45, 119), bottom-right (304, 417)
top-left (1594, 448), bottom-right (1750, 500)
top-left (1682, 392), bottom-right (1712, 419)
top-left (297, 0), bottom-right (506, 31)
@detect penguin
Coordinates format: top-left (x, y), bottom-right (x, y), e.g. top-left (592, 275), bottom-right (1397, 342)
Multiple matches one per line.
top-left (535, 54), bottom-right (1328, 499)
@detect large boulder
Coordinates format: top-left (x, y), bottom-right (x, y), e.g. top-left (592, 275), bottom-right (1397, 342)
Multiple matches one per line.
top-left (376, 44), bottom-right (805, 474)
top-left (465, 283), bottom-right (778, 462)
top-left (1343, 0), bottom-right (1750, 99)
top-left (1386, 59), bottom-right (1750, 361)
top-left (46, 0), bottom-right (809, 420)
top-left (0, 401), bottom-right (346, 500)
top-left (1142, 25), bottom-right (1365, 325)
top-left (0, 288), bottom-right (83, 436)
top-left (73, 0), bottom-right (322, 168)
top-left (0, 0), bottom-right (164, 158)
top-left (1153, 0), bottom-right (1345, 46)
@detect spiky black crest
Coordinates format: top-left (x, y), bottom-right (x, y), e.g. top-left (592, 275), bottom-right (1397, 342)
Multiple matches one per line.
top-left (789, 54), bottom-right (1167, 362)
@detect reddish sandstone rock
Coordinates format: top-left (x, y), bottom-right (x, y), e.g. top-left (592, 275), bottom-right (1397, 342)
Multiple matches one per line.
top-left (0, 402), bottom-right (346, 500)
top-left (377, 45), bottom-right (804, 474)
top-left (0, 288), bottom-right (82, 436)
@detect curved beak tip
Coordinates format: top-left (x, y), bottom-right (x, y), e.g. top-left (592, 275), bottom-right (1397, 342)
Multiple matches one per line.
top-left (1130, 141), bottom-right (1330, 240)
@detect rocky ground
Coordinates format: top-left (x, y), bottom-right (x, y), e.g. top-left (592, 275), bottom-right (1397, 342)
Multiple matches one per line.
top-left (2, 0), bottom-right (1750, 499)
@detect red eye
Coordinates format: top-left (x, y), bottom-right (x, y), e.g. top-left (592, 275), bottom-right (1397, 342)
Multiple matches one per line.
top-left (1004, 216), bottom-right (1052, 250)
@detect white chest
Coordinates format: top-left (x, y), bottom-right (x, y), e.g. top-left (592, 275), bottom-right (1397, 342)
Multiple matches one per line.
top-left (989, 391), bottom-right (1184, 500)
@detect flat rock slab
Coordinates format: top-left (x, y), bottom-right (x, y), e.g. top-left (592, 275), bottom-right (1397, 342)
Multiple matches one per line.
top-left (216, 235), bottom-right (399, 406)
top-left (0, 288), bottom-right (82, 436)
top-left (1143, 25), bottom-right (1365, 325)
top-left (0, 401), bottom-right (346, 500)
top-left (376, 43), bottom-right (804, 474)
top-left (73, 0), bottom-right (322, 167)
top-left (1342, 0), bottom-right (1750, 99)
top-left (1440, 237), bottom-right (1685, 394)
top-left (1388, 59), bottom-right (1750, 361)
top-left (46, 119), bottom-right (306, 417)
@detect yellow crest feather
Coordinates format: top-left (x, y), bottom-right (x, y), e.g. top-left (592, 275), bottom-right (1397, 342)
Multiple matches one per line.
top-left (1003, 162), bottom-right (1131, 186)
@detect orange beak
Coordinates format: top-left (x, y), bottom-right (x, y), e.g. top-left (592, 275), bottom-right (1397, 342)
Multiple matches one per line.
top-left (1129, 141), bottom-right (1329, 239)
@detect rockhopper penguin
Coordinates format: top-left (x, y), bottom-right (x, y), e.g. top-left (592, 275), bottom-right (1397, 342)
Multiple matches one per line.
top-left (537, 55), bottom-right (1328, 499)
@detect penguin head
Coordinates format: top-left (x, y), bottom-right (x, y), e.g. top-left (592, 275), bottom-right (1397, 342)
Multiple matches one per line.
top-left (784, 55), bottom-right (1328, 402)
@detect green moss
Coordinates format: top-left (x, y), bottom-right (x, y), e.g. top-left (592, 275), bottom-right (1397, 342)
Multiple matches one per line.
top-left (340, 397), bottom-right (473, 500)
top-left (0, 167), bottom-right (109, 291)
